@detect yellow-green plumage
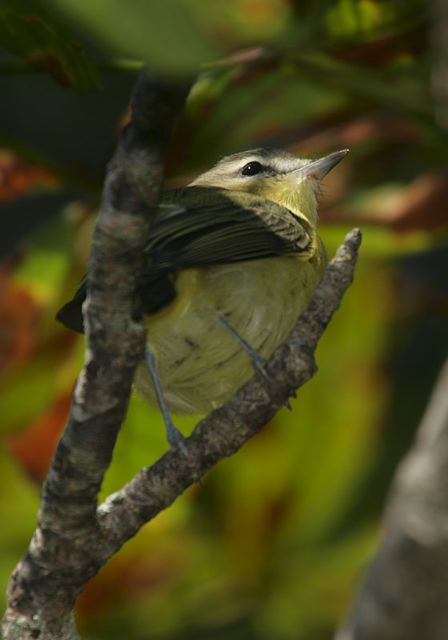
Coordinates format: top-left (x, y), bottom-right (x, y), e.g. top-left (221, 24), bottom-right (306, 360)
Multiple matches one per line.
top-left (134, 152), bottom-right (334, 415)
top-left (135, 250), bottom-right (325, 414)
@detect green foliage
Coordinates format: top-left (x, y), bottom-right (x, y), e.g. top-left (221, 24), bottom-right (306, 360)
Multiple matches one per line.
top-left (0, 0), bottom-right (100, 91)
top-left (47, 0), bottom-right (223, 74)
top-left (324, 0), bottom-right (426, 40)
top-left (0, 452), bottom-right (39, 593)
top-left (0, 1), bottom-right (447, 639)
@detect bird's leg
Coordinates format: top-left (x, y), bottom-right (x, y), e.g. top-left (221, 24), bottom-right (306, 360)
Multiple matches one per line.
top-left (218, 315), bottom-right (268, 378)
top-left (144, 346), bottom-right (188, 454)
top-left (218, 316), bottom-right (296, 411)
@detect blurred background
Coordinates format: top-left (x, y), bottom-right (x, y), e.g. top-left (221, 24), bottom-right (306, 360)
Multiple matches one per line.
top-left (1, 1), bottom-right (447, 638)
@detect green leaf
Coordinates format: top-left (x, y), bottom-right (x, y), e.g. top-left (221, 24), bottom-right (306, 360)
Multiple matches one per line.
top-left (181, 67), bottom-right (348, 170)
top-left (0, 0), bottom-right (100, 92)
top-left (293, 52), bottom-right (432, 123)
top-left (0, 450), bottom-right (39, 614)
top-left (0, 356), bottom-right (63, 433)
top-left (46, 0), bottom-right (222, 75)
top-left (325, 0), bottom-right (427, 40)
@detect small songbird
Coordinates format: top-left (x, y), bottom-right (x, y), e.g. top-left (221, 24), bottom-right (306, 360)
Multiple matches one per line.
top-left (57, 147), bottom-right (348, 448)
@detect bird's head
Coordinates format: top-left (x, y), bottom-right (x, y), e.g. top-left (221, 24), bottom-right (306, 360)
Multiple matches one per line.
top-left (191, 148), bottom-right (348, 226)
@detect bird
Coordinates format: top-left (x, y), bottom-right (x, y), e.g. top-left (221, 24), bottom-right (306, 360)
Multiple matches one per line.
top-left (57, 147), bottom-right (348, 449)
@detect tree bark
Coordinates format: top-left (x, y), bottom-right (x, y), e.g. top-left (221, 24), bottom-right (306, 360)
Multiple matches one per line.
top-left (336, 358), bottom-right (448, 640)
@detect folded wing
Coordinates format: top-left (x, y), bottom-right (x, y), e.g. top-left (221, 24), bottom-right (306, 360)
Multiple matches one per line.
top-left (56, 187), bottom-right (313, 333)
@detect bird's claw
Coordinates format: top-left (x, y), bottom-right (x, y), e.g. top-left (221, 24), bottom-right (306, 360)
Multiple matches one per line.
top-left (167, 421), bottom-right (189, 456)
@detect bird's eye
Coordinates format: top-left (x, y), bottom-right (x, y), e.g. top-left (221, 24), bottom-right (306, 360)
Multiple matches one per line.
top-left (241, 161), bottom-right (264, 176)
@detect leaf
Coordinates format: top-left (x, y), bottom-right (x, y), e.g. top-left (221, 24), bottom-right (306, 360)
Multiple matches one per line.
top-left (293, 52), bottom-right (432, 123)
top-left (177, 66), bottom-right (348, 172)
top-left (325, 0), bottom-right (427, 41)
top-left (46, 0), bottom-right (222, 75)
top-left (0, 0), bottom-right (100, 92)
top-left (334, 175), bottom-right (448, 233)
top-left (0, 149), bottom-right (56, 202)
top-left (0, 448), bottom-right (40, 615)
top-left (7, 392), bottom-right (71, 481)
top-left (0, 355), bottom-right (65, 433)
top-left (0, 278), bottom-right (38, 371)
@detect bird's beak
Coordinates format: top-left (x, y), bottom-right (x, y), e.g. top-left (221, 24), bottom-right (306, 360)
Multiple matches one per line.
top-left (293, 149), bottom-right (349, 180)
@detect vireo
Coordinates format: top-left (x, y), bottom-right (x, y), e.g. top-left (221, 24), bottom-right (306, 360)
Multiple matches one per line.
top-left (57, 148), bottom-right (347, 448)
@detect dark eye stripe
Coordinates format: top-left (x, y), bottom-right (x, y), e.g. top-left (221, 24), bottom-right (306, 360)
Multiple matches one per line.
top-left (241, 161), bottom-right (263, 176)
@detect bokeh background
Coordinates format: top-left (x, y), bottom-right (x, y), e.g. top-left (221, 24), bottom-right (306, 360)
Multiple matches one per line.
top-left (1, 1), bottom-right (448, 638)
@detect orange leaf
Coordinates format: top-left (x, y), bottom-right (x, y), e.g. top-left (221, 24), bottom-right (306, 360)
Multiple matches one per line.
top-left (0, 270), bottom-right (40, 370)
top-left (0, 149), bottom-right (56, 202)
top-left (7, 393), bottom-right (71, 481)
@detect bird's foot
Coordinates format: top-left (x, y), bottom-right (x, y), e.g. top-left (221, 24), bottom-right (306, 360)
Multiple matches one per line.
top-left (166, 420), bottom-right (189, 456)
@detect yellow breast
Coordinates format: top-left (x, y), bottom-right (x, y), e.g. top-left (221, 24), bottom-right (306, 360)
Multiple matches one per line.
top-left (134, 247), bottom-right (326, 415)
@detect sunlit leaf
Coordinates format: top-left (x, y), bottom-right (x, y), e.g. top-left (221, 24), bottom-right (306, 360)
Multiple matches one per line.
top-left (0, 355), bottom-right (64, 432)
top-left (326, 0), bottom-right (426, 40)
top-left (46, 0), bottom-right (222, 74)
top-left (12, 212), bottom-right (76, 304)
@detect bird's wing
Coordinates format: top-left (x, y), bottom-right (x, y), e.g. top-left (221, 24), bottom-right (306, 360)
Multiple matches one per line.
top-left (55, 270), bottom-right (177, 333)
top-left (146, 186), bottom-right (313, 270)
top-left (56, 187), bottom-right (314, 333)
top-left (56, 277), bottom-right (87, 333)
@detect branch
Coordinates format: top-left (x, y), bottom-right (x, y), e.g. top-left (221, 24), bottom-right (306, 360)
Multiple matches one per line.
top-left (96, 228), bottom-right (362, 558)
top-left (2, 71), bottom-right (190, 640)
top-left (2, 68), bottom-right (362, 640)
top-left (336, 357), bottom-right (448, 640)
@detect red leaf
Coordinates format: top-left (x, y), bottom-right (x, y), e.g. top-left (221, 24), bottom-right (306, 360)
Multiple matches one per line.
top-left (0, 149), bottom-right (56, 202)
top-left (7, 393), bottom-right (71, 481)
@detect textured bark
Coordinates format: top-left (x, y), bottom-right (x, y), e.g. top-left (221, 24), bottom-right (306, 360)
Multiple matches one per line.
top-left (2, 71), bottom-right (190, 640)
top-left (336, 358), bottom-right (448, 640)
top-left (2, 70), bottom-right (362, 640)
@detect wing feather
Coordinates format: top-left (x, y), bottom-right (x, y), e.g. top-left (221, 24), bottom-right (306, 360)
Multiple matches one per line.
top-left (56, 186), bottom-right (314, 332)
top-left (147, 186), bottom-right (313, 270)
